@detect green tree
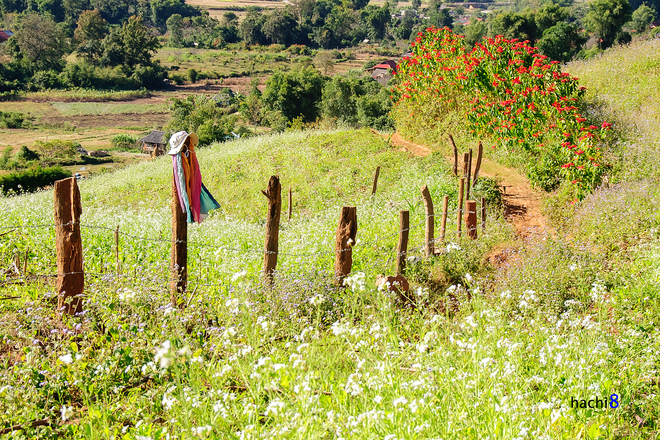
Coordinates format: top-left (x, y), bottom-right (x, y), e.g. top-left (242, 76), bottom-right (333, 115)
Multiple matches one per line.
top-left (360, 4), bottom-right (391, 40)
top-left (488, 10), bottom-right (537, 41)
top-left (63, 0), bottom-right (91, 28)
top-left (12, 13), bottom-right (68, 70)
top-left (535, 3), bottom-right (569, 34)
top-left (584, 0), bottom-right (632, 49)
top-left (100, 15), bottom-right (159, 71)
top-left (464, 19), bottom-right (487, 47)
top-left (167, 95), bottom-right (236, 145)
top-left (537, 22), bottom-right (587, 62)
top-left (166, 13), bottom-right (184, 47)
top-left (240, 78), bottom-right (263, 129)
top-left (394, 10), bottom-right (416, 40)
top-left (239, 8), bottom-right (267, 45)
top-left (263, 9), bottom-right (297, 45)
top-left (411, 0), bottom-right (421, 9)
top-left (630, 3), bottom-right (656, 31)
top-left (262, 66), bottom-right (327, 122)
top-left (74, 10), bottom-right (109, 62)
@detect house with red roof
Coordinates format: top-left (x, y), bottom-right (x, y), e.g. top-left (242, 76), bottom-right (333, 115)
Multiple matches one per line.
top-left (0, 30), bottom-right (14, 43)
top-left (367, 60), bottom-right (398, 85)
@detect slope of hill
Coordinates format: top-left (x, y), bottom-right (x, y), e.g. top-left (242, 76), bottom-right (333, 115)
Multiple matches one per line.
top-left (2, 41), bottom-right (660, 437)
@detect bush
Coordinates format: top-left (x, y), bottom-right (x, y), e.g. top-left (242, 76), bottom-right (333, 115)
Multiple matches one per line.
top-left (15, 146), bottom-right (40, 162)
top-left (393, 28), bottom-right (611, 198)
top-left (111, 134), bottom-right (138, 150)
top-left (188, 68), bottom-right (199, 84)
top-left (0, 165), bottom-right (71, 195)
top-left (32, 140), bottom-right (79, 166)
top-left (167, 95), bottom-right (236, 145)
top-left (0, 111), bottom-right (31, 129)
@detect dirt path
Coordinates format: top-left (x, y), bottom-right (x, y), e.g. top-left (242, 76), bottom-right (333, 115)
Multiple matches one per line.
top-left (389, 132), bottom-right (551, 239)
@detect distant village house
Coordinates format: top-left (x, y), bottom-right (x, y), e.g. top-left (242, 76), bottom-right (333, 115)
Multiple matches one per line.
top-left (367, 60), bottom-right (398, 85)
top-left (138, 131), bottom-right (167, 156)
top-left (0, 30), bottom-right (14, 43)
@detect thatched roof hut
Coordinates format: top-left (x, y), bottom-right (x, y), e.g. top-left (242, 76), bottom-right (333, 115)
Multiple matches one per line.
top-left (138, 131), bottom-right (166, 156)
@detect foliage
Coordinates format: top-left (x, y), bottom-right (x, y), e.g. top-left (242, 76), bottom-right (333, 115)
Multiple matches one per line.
top-left (262, 66), bottom-right (327, 122)
top-left (0, 110), bottom-right (31, 128)
top-left (74, 9), bottom-right (109, 62)
top-left (32, 139), bottom-right (79, 163)
top-left (321, 70), bottom-right (392, 129)
top-left (111, 134), bottom-right (138, 150)
top-left (10, 12), bottom-right (68, 70)
top-left (630, 3), bottom-right (656, 31)
top-left (100, 15), bottom-right (160, 72)
top-left (166, 13), bottom-right (184, 47)
top-left (584, 0), bottom-right (633, 49)
top-left (167, 94), bottom-right (236, 145)
top-left (0, 165), bottom-right (71, 194)
top-left (393, 27), bottom-right (610, 197)
top-left (538, 22), bottom-right (588, 63)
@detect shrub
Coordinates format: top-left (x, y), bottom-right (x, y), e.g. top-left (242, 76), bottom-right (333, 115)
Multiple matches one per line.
top-left (0, 165), bottom-right (71, 195)
top-left (32, 140), bottom-right (79, 165)
top-left (111, 134), bottom-right (138, 150)
top-left (0, 111), bottom-right (31, 129)
top-left (167, 95), bottom-right (236, 145)
top-left (393, 28), bottom-right (611, 198)
top-left (188, 68), bottom-right (199, 84)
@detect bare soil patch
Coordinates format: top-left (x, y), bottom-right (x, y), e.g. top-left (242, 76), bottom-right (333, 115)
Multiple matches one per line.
top-left (40, 113), bottom-right (170, 130)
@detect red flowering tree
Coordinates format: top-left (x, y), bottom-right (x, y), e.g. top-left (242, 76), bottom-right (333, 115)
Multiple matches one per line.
top-left (392, 27), bottom-right (610, 198)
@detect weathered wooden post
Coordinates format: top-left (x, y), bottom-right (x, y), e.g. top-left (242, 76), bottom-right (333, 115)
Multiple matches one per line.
top-left (54, 177), bottom-right (84, 315)
top-left (288, 187), bottom-right (292, 222)
top-left (457, 178), bottom-right (465, 238)
top-left (372, 166), bottom-right (380, 195)
top-left (262, 176), bottom-right (282, 285)
top-left (440, 195), bottom-right (449, 243)
top-left (170, 178), bottom-right (187, 306)
top-left (114, 225), bottom-right (121, 273)
top-left (334, 206), bottom-right (357, 286)
top-left (465, 200), bottom-right (477, 239)
top-left (449, 134), bottom-right (458, 177)
top-left (397, 210), bottom-right (409, 275)
top-left (464, 150), bottom-right (472, 200)
top-left (473, 141), bottom-right (483, 185)
top-left (420, 185), bottom-right (434, 257)
top-left (481, 196), bottom-right (487, 233)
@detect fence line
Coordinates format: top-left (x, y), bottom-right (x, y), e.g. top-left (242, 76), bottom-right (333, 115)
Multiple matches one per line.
top-left (1, 166), bottom-right (490, 311)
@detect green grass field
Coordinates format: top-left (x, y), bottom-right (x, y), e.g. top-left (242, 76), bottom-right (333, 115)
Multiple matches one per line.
top-left (3, 39), bottom-right (660, 439)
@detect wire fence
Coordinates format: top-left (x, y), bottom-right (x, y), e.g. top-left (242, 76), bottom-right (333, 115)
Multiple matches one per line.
top-left (0, 205), bottom-right (486, 295)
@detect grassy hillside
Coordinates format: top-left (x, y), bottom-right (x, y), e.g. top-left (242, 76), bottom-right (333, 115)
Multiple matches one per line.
top-left (4, 43), bottom-right (660, 437)
top-left (566, 38), bottom-right (660, 182)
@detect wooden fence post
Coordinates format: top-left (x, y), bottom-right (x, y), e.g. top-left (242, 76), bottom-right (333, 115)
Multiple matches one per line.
top-left (262, 176), bottom-right (282, 285)
top-left (420, 185), bottom-right (434, 257)
top-left (288, 187), bottom-right (292, 222)
top-left (473, 141), bottom-right (483, 185)
top-left (465, 200), bottom-right (477, 239)
top-left (465, 150), bottom-right (472, 200)
top-left (334, 206), bottom-right (357, 286)
top-left (440, 195), bottom-right (449, 243)
top-left (54, 177), bottom-right (84, 315)
top-left (397, 210), bottom-right (409, 275)
top-left (481, 196), bottom-right (486, 233)
top-left (170, 177), bottom-right (187, 306)
top-left (449, 134), bottom-right (458, 177)
top-left (457, 178), bottom-right (465, 238)
top-left (372, 166), bottom-right (380, 195)
top-left (114, 225), bottom-right (120, 273)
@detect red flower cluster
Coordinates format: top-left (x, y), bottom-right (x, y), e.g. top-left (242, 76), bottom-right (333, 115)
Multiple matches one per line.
top-left (393, 27), bottom-right (609, 197)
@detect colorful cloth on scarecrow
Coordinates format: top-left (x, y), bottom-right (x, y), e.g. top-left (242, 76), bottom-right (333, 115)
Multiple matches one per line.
top-left (168, 131), bottom-right (220, 223)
